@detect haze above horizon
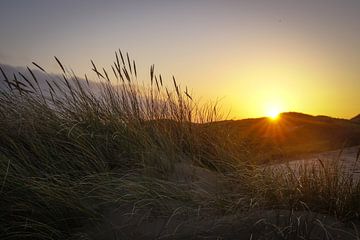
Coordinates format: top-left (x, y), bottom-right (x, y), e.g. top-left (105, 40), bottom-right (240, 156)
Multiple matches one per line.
top-left (1, 0), bottom-right (359, 119)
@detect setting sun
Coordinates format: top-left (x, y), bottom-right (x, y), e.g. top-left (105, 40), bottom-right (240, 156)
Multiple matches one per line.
top-left (266, 106), bottom-right (281, 120)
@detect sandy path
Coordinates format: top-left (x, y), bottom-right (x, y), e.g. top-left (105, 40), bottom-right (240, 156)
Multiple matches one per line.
top-left (267, 145), bottom-right (360, 181)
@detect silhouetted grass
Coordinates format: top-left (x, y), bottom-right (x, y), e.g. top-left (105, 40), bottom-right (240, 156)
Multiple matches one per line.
top-left (0, 52), bottom-right (359, 239)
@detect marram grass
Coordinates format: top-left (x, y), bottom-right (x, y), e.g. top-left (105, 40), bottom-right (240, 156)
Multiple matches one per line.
top-left (0, 51), bottom-right (359, 239)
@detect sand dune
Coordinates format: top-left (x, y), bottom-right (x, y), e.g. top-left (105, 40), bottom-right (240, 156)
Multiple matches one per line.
top-left (267, 145), bottom-right (360, 181)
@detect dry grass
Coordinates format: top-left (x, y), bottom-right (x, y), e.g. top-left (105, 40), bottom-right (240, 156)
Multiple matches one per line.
top-left (0, 51), bottom-right (359, 239)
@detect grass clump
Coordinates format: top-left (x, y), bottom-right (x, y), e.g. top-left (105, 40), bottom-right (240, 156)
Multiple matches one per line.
top-left (0, 51), bottom-right (359, 239)
top-left (255, 155), bottom-right (360, 220)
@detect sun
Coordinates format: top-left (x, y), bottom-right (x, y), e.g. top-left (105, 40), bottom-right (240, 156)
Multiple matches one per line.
top-left (266, 106), bottom-right (281, 120)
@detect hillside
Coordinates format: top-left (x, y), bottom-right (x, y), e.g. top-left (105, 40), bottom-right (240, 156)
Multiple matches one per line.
top-left (352, 114), bottom-right (360, 123)
top-left (210, 112), bottom-right (360, 163)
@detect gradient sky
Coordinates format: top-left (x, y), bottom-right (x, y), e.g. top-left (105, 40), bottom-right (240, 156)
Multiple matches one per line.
top-left (1, 0), bottom-right (360, 119)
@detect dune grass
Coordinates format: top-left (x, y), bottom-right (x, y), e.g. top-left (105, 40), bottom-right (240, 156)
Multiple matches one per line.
top-left (0, 51), bottom-right (359, 239)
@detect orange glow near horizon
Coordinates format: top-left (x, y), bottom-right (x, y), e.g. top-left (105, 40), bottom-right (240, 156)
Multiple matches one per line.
top-left (266, 105), bottom-right (281, 120)
top-left (264, 101), bottom-right (284, 121)
top-left (267, 110), bottom-right (280, 120)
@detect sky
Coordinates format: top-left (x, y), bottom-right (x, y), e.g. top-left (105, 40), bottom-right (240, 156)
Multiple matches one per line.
top-left (1, 0), bottom-right (360, 119)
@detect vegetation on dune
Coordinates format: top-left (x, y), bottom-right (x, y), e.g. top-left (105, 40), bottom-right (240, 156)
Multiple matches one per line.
top-left (0, 51), bottom-right (359, 239)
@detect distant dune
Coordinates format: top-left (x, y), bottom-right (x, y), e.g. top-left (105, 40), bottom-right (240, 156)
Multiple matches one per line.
top-left (351, 114), bottom-right (360, 123)
top-left (209, 112), bottom-right (360, 163)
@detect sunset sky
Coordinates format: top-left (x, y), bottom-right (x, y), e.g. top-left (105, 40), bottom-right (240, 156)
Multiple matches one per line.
top-left (1, 0), bottom-right (359, 119)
